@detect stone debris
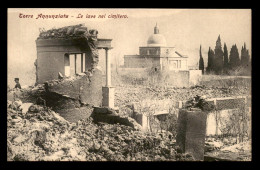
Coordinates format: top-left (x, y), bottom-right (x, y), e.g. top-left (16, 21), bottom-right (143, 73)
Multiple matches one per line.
top-left (38, 24), bottom-right (87, 39)
top-left (205, 138), bottom-right (224, 152)
top-left (7, 99), bottom-right (194, 161)
top-left (20, 103), bottom-right (34, 115)
top-left (204, 138), bottom-right (251, 161)
top-left (7, 78), bottom-right (251, 161)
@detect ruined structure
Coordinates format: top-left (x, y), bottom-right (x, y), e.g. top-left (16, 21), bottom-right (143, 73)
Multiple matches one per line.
top-left (34, 24), bottom-right (115, 120)
top-left (35, 24), bottom-right (112, 84)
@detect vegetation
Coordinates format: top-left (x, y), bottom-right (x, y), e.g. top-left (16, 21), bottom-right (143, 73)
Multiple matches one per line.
top-left (204, 35), bottom-right (250, 76)
top-left (199, 45), bottom-right (205, 74)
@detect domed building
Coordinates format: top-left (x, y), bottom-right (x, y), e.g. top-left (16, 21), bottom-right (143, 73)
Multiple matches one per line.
top-left (147, 24), bottom-right (167, 47)
top-left (124, 23), bottom-right (188, 71)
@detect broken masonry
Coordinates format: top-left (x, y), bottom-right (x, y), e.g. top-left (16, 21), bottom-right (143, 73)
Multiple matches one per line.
top-left (35, 24), bottom-right (115, 121)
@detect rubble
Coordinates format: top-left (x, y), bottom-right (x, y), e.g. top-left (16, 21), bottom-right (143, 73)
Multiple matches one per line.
top-left (204, 139), bottom-right (251, 161)
top-left (38, 24), bottom-right (87, 39)
top-left (7, 77), bottom-right (251, 161)
top-left (115, 84), bottom-right (250, 116)
top-left (7, 99), bottom-right (194, 161)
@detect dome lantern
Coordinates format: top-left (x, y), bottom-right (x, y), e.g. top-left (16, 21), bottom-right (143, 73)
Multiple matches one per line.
top-left (154, 22), bottom-right (159, 34)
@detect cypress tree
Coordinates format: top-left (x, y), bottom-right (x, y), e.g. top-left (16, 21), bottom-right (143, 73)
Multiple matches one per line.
top-left (214, 35), bottom-right (224, 74)
top-left (206, 47), bottom-right (215, 73)
top-left (229, 44), bottom-right (240, 70)
top-left (241, 42), bottom-right (250, 68)
top-left (199, 45), bottom-right (205, 74)
top-left (223, 43), bottom-right (229, 73)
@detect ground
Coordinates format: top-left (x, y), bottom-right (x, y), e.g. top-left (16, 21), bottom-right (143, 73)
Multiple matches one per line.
top-left (114, 81), bottom-right (251, 116)
top-left (7, 102), bottom-right (192, 161)
top-left (7, 75), bottom-right (251, 161)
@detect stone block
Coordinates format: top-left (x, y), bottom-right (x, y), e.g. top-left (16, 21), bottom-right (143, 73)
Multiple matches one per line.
top-left (91, 107), bottom-right (142, 130)
top-left (93, 107), bottom-right (116, 114)
top-left (102, 86), bottom-right (115, 108)
top-left (176, 109), bottom-right (207, 161)
top-left (57, 106), bottom-right (93, 123)
top-left (45, 68), bottom-right (103, 109)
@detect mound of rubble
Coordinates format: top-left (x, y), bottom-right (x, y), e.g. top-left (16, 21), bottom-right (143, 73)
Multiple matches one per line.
top-left (115, 84), bottom-right (250, 114)
top-left (204, 137), bottom-right (251, 161)
top-left (7, 100), bottom-right (194, 161)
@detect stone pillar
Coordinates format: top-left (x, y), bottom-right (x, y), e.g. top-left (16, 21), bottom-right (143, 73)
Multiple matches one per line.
top-left (176, 109), bottom-right (207, 161)
top-left (102, 48), bottom-right (115, 108)
top-left (105, 48), bottom-right (111, 87)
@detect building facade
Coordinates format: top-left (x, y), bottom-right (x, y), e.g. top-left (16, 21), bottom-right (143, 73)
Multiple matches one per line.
top-left (124, 24), bottom-right (188, 71)
top-left (122, 24), bottom-right (202, 87)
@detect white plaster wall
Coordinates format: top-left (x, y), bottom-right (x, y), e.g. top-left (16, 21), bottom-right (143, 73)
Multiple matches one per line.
top-left (189, 70), bottom-right (202, 86)
top-left (206, 108), bottom-right (251, 136)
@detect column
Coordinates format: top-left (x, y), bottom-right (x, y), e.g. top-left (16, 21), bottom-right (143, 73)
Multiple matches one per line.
top-left (105, 48), bottom-right (111, 87)
top-left (102, 48), bottom-right (115, 108)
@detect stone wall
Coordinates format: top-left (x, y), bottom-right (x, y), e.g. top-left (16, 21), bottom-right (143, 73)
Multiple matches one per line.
top-left (124, 56), bottom-right (160, 68)
top-left (41, 68), bottom-right (103, 122)
top-left (36, 39), bottom-right (87, 84)
top-left (45, 68), bottom-right (103, 108)
top-left (176, 109), bottom-right (207, 160)
top-left (130, 96), bottom-right (251, 138)
top-left (117, 68), bottom-right (201, 87)
top-left (36, 51), bottom-right (67, 84)
top-left (189, 70), bottom-right (202, 86)
top-left (199, 77), bottom-right (251, 88)
top-left (167, 70), bottom-right (190, 87)
top-left (118, 68), bottom-right (147, 77)
top-left (205, 96), bottom-right (251, 136)
top-left (124, 56), bottom-right (146, 68)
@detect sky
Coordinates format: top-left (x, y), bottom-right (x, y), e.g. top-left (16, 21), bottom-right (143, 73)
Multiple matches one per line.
top-left (8, 8), bottom-right (251, 87)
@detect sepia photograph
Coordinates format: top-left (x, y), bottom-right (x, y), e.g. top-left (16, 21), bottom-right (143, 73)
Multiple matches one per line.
top-left (7, 8), bottom-right (251, 161)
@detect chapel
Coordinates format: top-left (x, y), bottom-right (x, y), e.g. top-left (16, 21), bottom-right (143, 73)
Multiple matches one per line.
top-left (124, 23), bottom-right (188, 71)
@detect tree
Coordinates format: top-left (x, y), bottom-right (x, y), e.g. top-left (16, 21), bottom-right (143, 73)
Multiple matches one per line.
top-left (241, 42), bottom-right (250, 68)
top-left (206, 47), bottom-right (215, 73)
top-left (229, 44), bottom-right (240, 70)
top-left (214, 35), bottom-right (224, 74)
top-left (223, 43), bottom-right (229, 74)
top-left (199, 45), bottom-right (205, 74)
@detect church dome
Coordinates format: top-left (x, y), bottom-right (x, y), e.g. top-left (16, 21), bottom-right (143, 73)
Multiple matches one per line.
top-left (147, 23), bottom-right (167, 47)
top-left (147, 34), bottom-right (167, 47)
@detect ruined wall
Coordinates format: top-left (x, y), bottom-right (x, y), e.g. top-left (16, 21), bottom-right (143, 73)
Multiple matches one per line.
top-left (130, 96), bottom-right (251, 138)
top-left (205, 96), bottom-right (251, 136)
top-left (36, 39), bottom-right (87, 84)
top-left (45, 68), bottom-right (103, 109)
top-left (37, 52), bottom-right (66, 83)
